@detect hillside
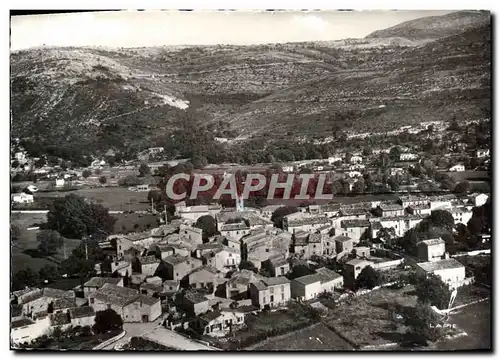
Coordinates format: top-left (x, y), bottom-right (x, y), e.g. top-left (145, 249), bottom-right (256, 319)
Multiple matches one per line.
top-left (10, 11), bottom-right (491, 161)
top-left (366, 10), bottom-right (490, 40)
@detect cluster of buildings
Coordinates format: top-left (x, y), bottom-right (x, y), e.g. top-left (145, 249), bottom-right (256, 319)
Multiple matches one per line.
top-left (11, 187), bottom-right (489, 345)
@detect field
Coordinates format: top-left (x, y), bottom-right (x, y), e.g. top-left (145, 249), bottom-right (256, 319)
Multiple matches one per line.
top-left (40, 187), bottom-right (152, 211)
top-left (11, 213), bottom-right (81, 274)
top-left (113, 213), bottom-right (159, 233)
top-left (251, 323), bottom-right (354, 351)
top-left (324, 285), bottom-right (417, 348)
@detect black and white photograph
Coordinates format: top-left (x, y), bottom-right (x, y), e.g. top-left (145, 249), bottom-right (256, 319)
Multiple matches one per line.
top-left (9, 8), bottom-right (492, 352)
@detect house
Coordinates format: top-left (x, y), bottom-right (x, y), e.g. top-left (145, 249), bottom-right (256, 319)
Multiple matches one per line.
top-left (243, 229), bottom-right (291, 269)
top-left (179, 224), bottom-right (203, 245)
top-left (399, 195), bottom-right (429, 208)
top-left (476, 149), bottom-right (490, 158)
top-left (202, 247), bottom-right (241, 272)
top-left (162, 280), bottom-right (180, 297)
top-left (283, 215), bottom-right (331, 233)
top-left (163, 254), bottom-right (202, 281)
top-left (328, 155), bottom-right (343, 165)
top-left (189, 266), bottom-right (220, 290)
top-left (344, 259), bottom-right (375, 289)
top-left (449, 207), bottom-right (473, 225)
top-left (415, 258), bottom-right (466, 290)
top-left (349, 155), bottom-right (363, 164)
top-left (11, 193), bottom-right (34, 204)
top-left (68, 306), bottom-right (96, 327)
top-left (406, 204), bottom-right (432, 216)
top-left (220, 221), bottom-right (250, 241)
top-left (139, 283), bottom-right (163, 297)
top-left (429, 198), bottom-right (452, 211)
top-left (400, 153), bottom-right (418, 161)
top-left (55, 178), bottom-right (65, 188)
top-left (449, 164), bottom-right (465, 172)
top-left (88, 283), bottom-right (161, 323)
top-left (290, 274), bottom-right (322, 301)
top-left (110, 260), bottom-right (132, 277)
top-left (181, 291), bottom-right (210, 315)
top-left (417, 238), bottom-right (446, 262)
top-left (338, 220), bottom-right (371, 242)
top-left (282, 165), bottom-right (294, 173)
top-left (265, 256), bottom-right (290, 277)
top-left (472, 193), bottom-right (489, 207)
top-left (390, 167), bottom-right (404, 176)
top-left (354, 246), bottom-right (371, 258)
top-left (261, 205), bottom-right (283, 219)
top-left (225, 270), bottom-right (264, 300)
top-left (195, 309), bottom-right (245, 337)
top-left (316, 267), bottom-right (343, 291)
top-left (249, 277), bottom-right (291, 309)
top-left (83, 277), bottom-right (123, 298)
top-left (135, 256), bottom-right (161, 276)
top-left (338, 207), bottom-right (368, 219)
top-left (377, 203), bottom-right (405, 217)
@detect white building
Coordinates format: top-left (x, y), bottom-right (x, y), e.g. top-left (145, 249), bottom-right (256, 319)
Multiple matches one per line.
top-left (476, 149), bottom-right (490, 158)
top-left (11, 193), bottom-right (34, 204)
top-left (416, 258), bottom-right (466, 290)
top-left (400, 153), bottom-right (418, 161)
top-left (449, 164), bottom-right (465, 172)
top-left (450, 207), bottom-right (473, 225)
top-left (417, 238), bottom-right (446, 262)
top-left (473, 193), bottom-right (489, 207)
top-left (55, 179), bottom-right (65, 188)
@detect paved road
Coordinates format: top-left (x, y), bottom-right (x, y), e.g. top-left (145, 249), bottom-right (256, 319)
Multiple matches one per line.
top-left (102, 322), bottom-right (161, 350)
top-left (143, 327), bottom-right (218, 351)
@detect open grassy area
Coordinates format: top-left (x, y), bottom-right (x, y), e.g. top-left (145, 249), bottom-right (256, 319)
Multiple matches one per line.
top-left (113, 213), bottom-right (160, 234)
top-left (441, 170), bottom-right (489, 182)
top-left (325, 285), bottom-right (417, 348)
top-left (252, 322), bottom-right (354, 351)
top-left (40, 187), bottom-right (151, 211)
top-left (212, 303), bottom-right (320, 350)
top-left (11, 213), bottom-right (81, 274)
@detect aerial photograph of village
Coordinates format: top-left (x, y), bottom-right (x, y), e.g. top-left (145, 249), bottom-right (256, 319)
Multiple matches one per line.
top-left (9, 9), bottom-right (491, 352)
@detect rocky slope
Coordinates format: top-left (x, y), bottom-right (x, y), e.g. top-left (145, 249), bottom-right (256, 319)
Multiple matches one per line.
top-left (10, 11), bottom-right (491, 160)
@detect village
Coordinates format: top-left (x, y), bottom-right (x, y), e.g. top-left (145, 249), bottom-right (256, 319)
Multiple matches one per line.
top-left (10, 118), bottom-right (492, 350)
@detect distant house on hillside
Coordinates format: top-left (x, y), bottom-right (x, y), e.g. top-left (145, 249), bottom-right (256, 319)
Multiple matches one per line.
top-left (449, 164), bottom-right (465, 172)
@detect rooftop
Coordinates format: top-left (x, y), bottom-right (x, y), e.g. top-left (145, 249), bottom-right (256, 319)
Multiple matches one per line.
top-left (84, 277), bottom-right (122, 288)
top-left (341, 219), bottom-right (371, 228)
top-left (11, 318), bottom-right (35, 329)
top-left (91, 283), bottom-right (141, 307)
top-left (68, 306), bottom-right (95, 319)
top-left (42, 287), bottom-right (75, 299)
top-left (315, 267), bottom-right (342, 283)
top-left (287, 216), bottom-right (331, 227)
top-left (418, 238), bottom-right (445, 247)
top-left (379, 204), bottom-right (404, 211)
top-left (163, 254), bottom-right (191, 266)
top-left (308, 233), bottom-right (322, 244)
top-left (184, 290), bottom-right (208, 304)
top-left (293, 273), bottom-right (321, 286)
top-left (346, 258), bottom-right (374, 267)
top-left (262, 276), bottom-right (290, 287)
top-left (332, 235), bottom-right (353, 243)
top-left (138, 255), bottom-right (161, 265)
top-left (417, 258), bottom-right (465, 272)
top-left (221, 222), bottom-right (250, 231)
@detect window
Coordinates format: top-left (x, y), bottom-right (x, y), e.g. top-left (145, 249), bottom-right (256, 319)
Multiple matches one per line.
top-left (107, 304), bottom-right (111, 309)
top-left (281, 285), bottom-right (284, 292)
top-left (270, 287), bottom-right (274, 294)
top-left (263, 297), bottom-right (266, 303)
top-left (176, 272), bottom-right (179, 277)
top-left (89, 298), bottom-right (94, 304)
top-left (313, 244), bottom-right (316, 248)
top-left (270, 295), bottom-right (274, 302)
top-left (281, 293), bottom-right (284, 301)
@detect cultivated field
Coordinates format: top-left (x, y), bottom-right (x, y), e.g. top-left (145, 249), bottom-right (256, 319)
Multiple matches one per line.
top-left (41, 187), bottom-right (151, 211)
top-left (325, 285), bottom-right (417, 348)
top-left (11, 213), bottom-right (81, 273)
top-left (251, 323), bottom-right (354, 351)
top-left (113, 213), bottom-right (159, 234)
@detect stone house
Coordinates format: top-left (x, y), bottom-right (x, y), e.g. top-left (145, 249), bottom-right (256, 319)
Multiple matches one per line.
top-left (163, 254), bottom-right (202, 281)
top-left (249, 277), bottom-right (291, 309)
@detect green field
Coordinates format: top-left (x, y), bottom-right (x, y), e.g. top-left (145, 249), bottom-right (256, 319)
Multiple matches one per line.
top-left (11, 213), bottom-right (81, 274)
top-left (40, 187), bottom-right (152, 211)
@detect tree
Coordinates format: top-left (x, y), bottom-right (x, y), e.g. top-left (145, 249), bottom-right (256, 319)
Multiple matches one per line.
top-left (39, 265), bottom-right (61, 283)
top-left (239, 260), bottom-right (257, 273)
top-left (352, 179), bottom-right (365, 194)
top-left (287, 264), bottom-right (314, 280)
top-left (118, 175), bottom-right (141, 187)
top-left (355, 266), bottom-right (382, 290)
top-left (11, 225), bottom-right (21, 241)
top-left (387, 176), bottom-right (400, 192)
top-left (82, 169), bottom-right (92, 179)
top-left (402, 302), bottom-right (444, 345)
top-left (191, 155), bottom-right (208, 169)
top-left (37, 229), bottom-right (64, 255)
top-left (429, 210), bottom-right (455, 232)
top-left (93, 309), bottom-right (123, 334)
top-left (453, 181), bottom-right (470, 195)
top-left (138, 163), bottom-right (150, 177)
top-left (12, 268), bottom-right (40, 291)
top-left (46, 194), bottom-right (116, 239)
top-left (331, 180), bottom-right (344, 196)
top-left (99, 176), bottom-right (107, 185)
top-left (195, 215), bottom-right (217, 239)
top-left (414, 273), bottom-right (451, 309)
top-left (389, 146), bottom-right (401, 161)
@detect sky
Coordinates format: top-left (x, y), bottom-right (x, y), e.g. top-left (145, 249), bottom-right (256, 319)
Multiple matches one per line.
top-left (10, 10), bottom-right (454, 51)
